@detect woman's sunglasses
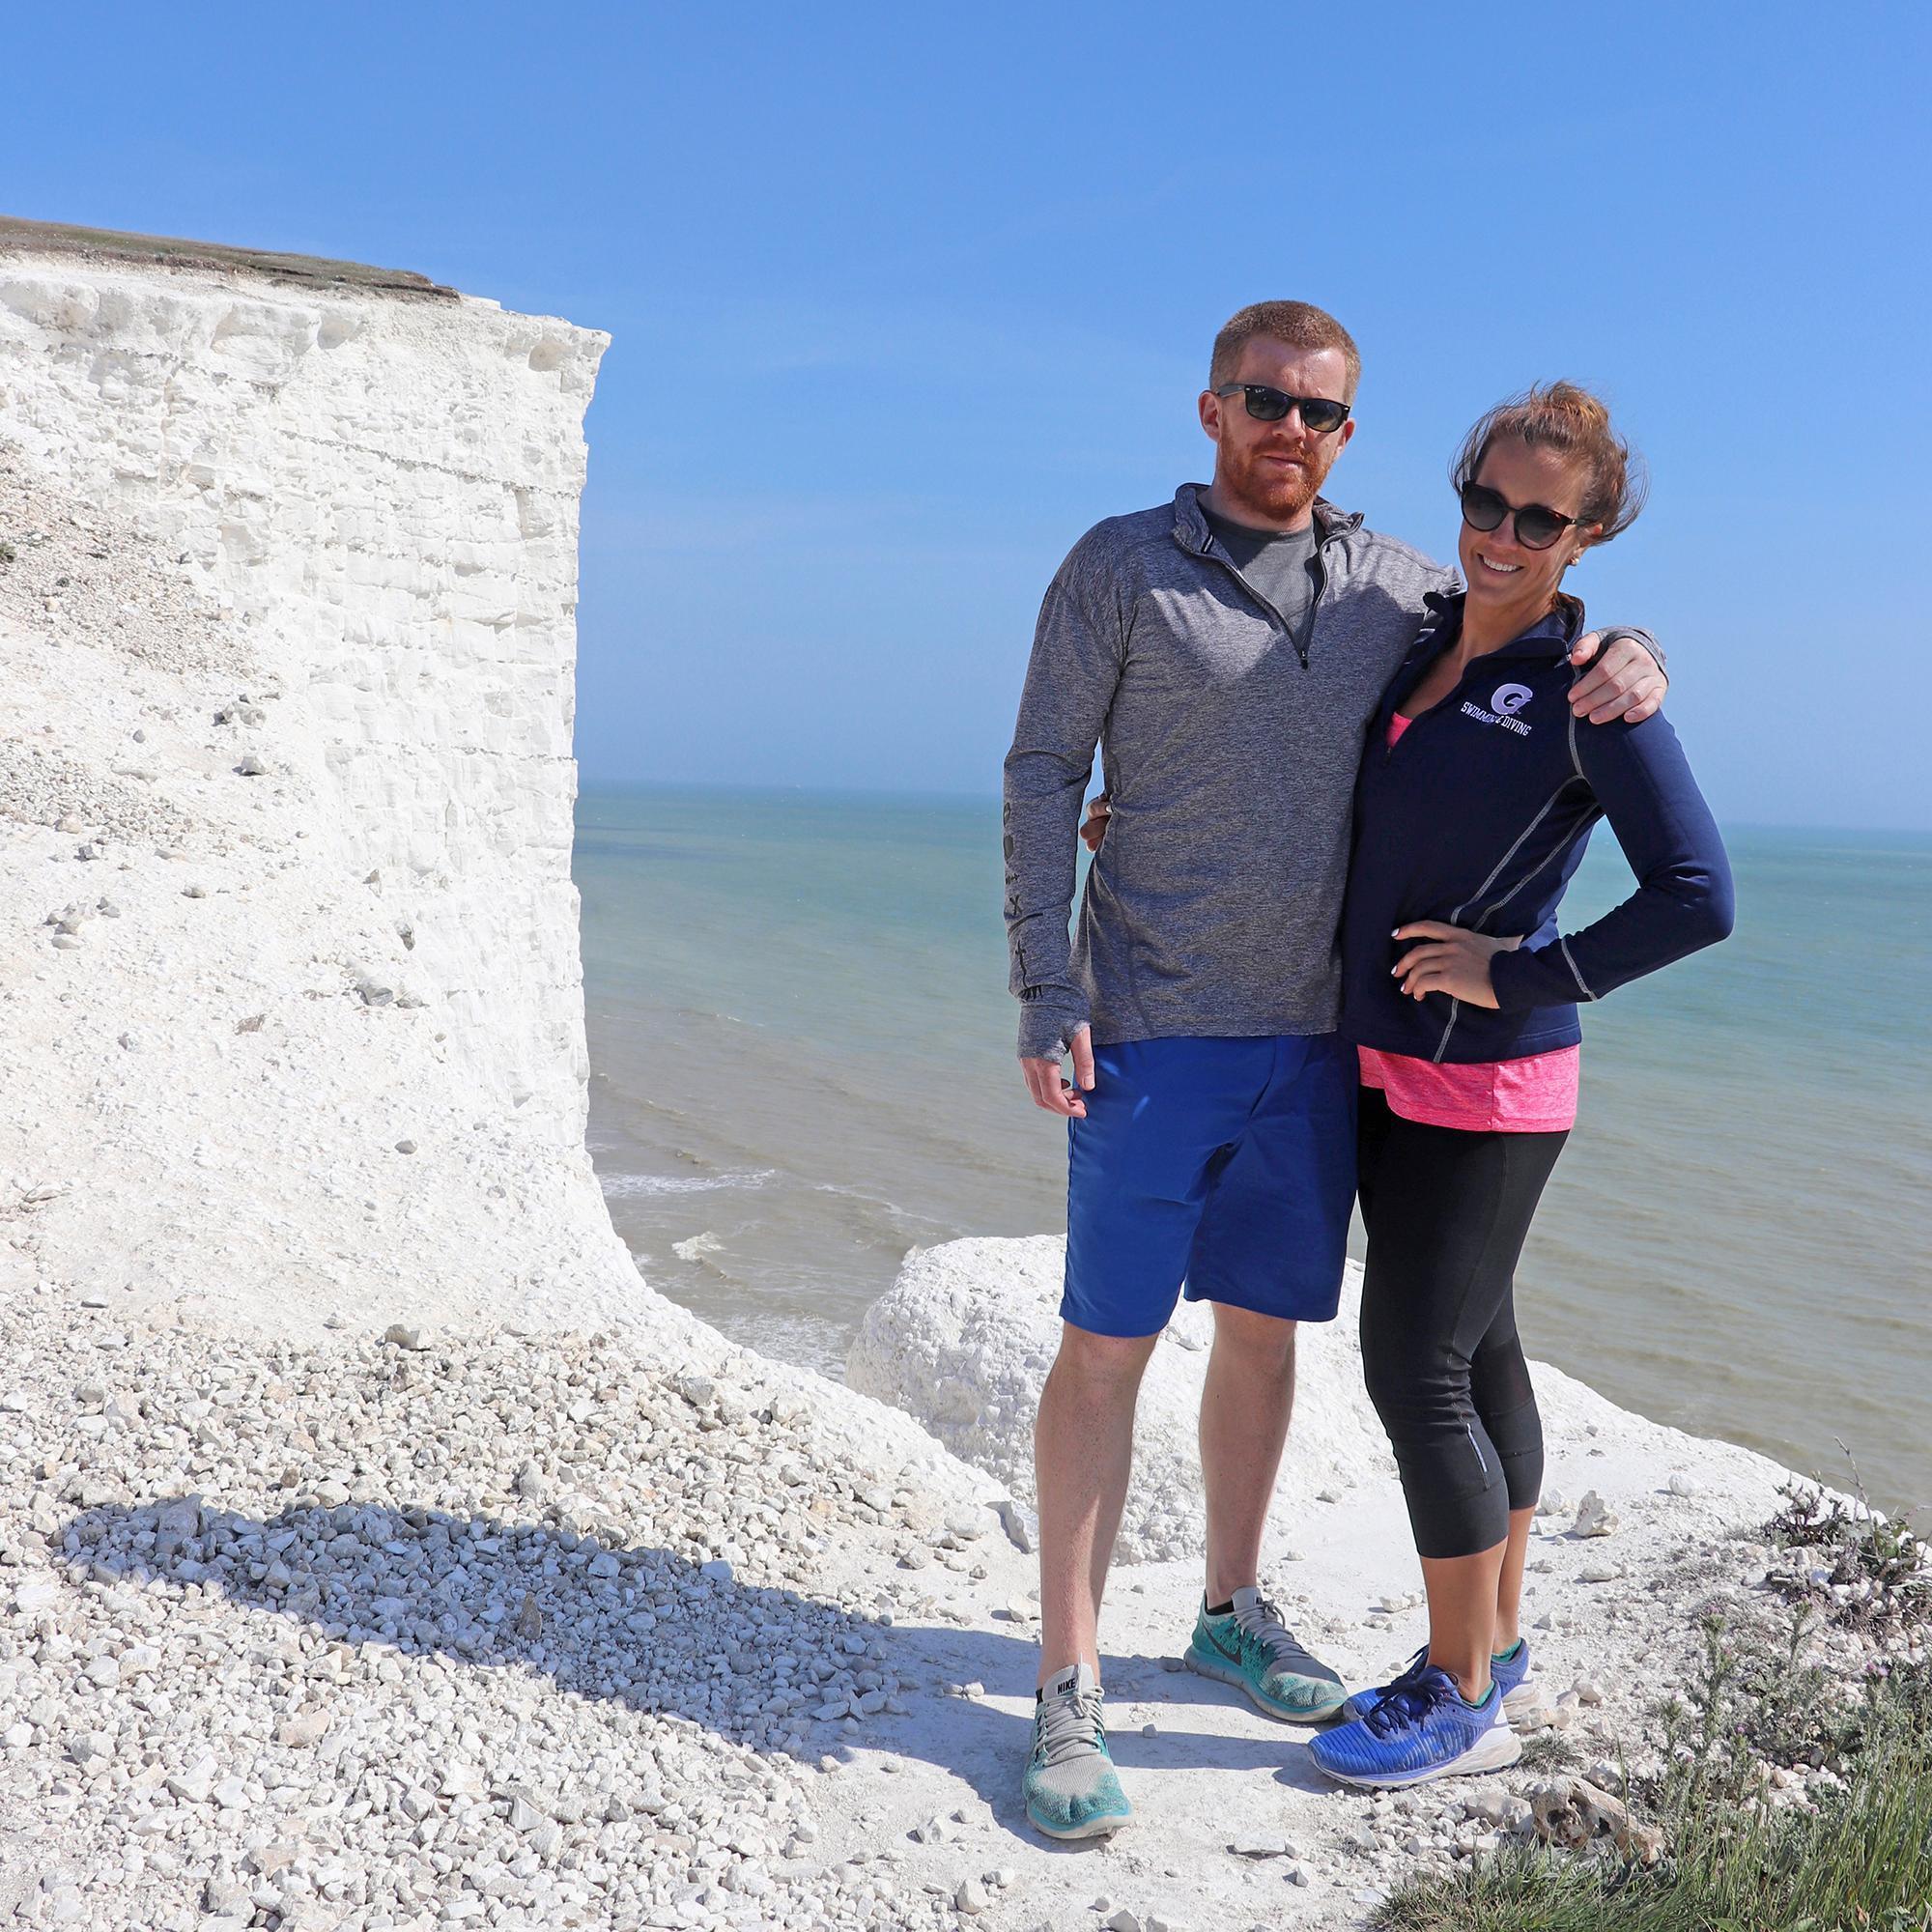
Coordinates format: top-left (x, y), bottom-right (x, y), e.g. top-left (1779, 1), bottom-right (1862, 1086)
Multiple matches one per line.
top-left (1459, 481), bottom-right (1585, 553)
top-left (1212, 384), bottom-right (1350, 435)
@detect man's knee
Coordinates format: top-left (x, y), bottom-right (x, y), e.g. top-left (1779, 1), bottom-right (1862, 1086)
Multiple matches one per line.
top-left (1047, 1321), bottom-right (1158, 1395)
top-left (1209, 1301), bottom-right (1297, 1378)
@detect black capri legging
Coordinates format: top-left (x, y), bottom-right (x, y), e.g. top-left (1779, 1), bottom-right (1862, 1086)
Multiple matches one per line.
top-left (1355, 1084), bottom-right (1569, 1560)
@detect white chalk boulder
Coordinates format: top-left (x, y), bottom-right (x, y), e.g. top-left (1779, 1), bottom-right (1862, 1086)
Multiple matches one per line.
top-left (847, 1236), bottom-right (1397, 1563)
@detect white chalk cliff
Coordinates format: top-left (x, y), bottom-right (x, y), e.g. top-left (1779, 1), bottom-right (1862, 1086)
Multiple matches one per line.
top-left (0, 228), bottom-right (679, 1339)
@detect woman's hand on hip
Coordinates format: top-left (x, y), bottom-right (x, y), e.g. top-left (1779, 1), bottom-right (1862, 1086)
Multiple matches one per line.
top-left (1391, 922), bottom-right (1521, 1009)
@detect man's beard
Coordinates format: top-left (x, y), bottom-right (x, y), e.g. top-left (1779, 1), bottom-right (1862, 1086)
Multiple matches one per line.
top-left (1220, 440), bottom-right (1330, 523)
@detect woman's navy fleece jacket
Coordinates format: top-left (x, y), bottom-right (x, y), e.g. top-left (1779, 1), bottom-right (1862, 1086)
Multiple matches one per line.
top-left (1339, 594), bottom-right (1735, 1065)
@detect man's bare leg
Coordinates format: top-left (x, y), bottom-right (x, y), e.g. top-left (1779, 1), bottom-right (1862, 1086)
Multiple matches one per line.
top-left (1200, 1303), bottom-right (1297, 1603)
top-left (1187, 1301), bottom-right (1347, 1719)
top-left (1035, 1321), bottom-right (1158, 1688)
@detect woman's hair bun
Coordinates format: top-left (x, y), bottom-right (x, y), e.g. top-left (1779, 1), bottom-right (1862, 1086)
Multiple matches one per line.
top-left (1451, 381), bottom-right (1647, 542)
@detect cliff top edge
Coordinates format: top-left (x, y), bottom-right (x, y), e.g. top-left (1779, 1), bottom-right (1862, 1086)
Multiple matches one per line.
top-left (0, 213), bottom-right (460, 299)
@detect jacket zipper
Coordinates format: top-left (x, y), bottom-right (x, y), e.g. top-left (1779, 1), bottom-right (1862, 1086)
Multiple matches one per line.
top-left (1378, 621), bottom-right (1471, 764)
top-left (1400, 652), bottom-right (1504, 1064)
top-left (1388, 611), bottom-right (1579, 1065)
top-left (1197, 530), bottom-right (1326, 669)
top-left (1298, 540), bottom-right (1330, 668)
top-left (1388, 686), bottom-right (1464, 1064)
top-left (1381, 659), bottom-right (1434, 762)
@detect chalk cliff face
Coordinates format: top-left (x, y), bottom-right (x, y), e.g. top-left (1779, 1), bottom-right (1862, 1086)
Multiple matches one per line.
top-left (0, 237), bottom-right (669, 1336)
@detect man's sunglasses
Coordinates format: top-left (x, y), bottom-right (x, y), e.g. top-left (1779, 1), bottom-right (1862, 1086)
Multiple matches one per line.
top-left (1458, 480), bottom-right (1586, 553)
top-left (1212, 384), bottom-right (1350, 435)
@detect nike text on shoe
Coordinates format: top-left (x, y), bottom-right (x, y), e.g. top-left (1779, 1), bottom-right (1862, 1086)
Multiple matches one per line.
top-left (1022, 1662), bottom-right (1132, 1840)
top-left (1308, 1662), bottom-right (1522, 1788)
top-left (1340, 1636), bottom-right (1538, 1724)
top-left (1184, 1585), bottom-right (1348, 1721)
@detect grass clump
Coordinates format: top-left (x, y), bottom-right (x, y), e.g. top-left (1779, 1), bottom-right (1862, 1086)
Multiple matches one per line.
top-left (1764, 1479), bottom-right (1932, 1638)
top-left (1377, 1656), bottom-right (1932, 1930)
top-left (1516, 1729), bottom-right (1585, 1774)
top-left (1374, 1486), bottom-right (1932, 1932)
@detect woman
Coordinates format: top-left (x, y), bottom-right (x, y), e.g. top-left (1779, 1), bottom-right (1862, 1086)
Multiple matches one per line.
top-left (1304, 382), bottom-right (1734, 1787)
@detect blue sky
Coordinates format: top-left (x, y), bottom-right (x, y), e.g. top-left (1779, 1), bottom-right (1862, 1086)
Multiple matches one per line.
top-left (5, 4), bottom-right (1926, 829)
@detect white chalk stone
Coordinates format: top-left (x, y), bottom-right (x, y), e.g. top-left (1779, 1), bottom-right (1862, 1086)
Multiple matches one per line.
top-left (849, 1242), bottom-right (1397, 1563)
top-left (1573, 1492), bottom-right (1620, 1538)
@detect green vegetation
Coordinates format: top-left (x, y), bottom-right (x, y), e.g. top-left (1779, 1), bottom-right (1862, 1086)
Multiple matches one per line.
top-left (1764, 1479), bottom-right (1932, 1639)
top-left (1373, 1488), bottom-right (1931, 1932)
top-left (1515, 1729), bottom-right (1585, 1775)
top-left (1375, 1650), bottom-right (1931, 1931)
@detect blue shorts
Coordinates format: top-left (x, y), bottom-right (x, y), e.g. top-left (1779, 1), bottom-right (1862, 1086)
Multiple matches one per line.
top-left (1062, 1034), bottom-right (1356, 1339)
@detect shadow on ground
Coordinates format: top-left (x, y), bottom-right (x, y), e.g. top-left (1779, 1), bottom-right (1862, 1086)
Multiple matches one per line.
top-left (65, 1497), bottom-right (1321, 1842)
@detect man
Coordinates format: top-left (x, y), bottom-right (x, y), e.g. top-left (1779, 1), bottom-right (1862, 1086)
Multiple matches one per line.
top-left (1001, 300), bottom-right (1664, 1839)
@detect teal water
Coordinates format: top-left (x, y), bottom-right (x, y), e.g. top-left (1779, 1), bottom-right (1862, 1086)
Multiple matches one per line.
top-left (575, 787), bottom-right (1932, 1519)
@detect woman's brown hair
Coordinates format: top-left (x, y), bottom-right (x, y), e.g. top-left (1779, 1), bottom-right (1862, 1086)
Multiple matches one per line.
top-left (1451, 381), bottom-right (1648, 544)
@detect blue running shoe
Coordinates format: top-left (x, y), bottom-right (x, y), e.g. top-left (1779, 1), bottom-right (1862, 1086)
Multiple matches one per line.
top-left (1309, 1663), bottom-right (1521, 1788)
top-left (1185, 1585), bottom-right (1348, 1721)
top-left (1022, 1662), bottom-right (1132, 1840)
top-left (1340, 1636), bottom-right (1538, 1724)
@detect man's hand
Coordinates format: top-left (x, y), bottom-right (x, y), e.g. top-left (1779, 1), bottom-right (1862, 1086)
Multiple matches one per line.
top-left (1022, 1027), bottom-right (1095, 1118)
top-left (1080, 795), bottom-right (1111, 853)
top-left (1391, 923), bottom-right (1520, 1009)
top-left (1569, 631), bottom-right (1666, 724)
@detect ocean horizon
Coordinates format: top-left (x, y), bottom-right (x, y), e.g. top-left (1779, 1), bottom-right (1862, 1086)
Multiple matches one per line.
top-left (575, 781), bottom-right (1932, 1521)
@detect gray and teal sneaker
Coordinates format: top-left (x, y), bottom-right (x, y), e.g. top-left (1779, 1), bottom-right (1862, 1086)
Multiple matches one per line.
top-left (1341, 1636), bottom-right (1538, 1724)
top-left (1184, 1585), bottom-right (1348, 1721)
top-left (1022, 1662), bottom-right (1132, 1840)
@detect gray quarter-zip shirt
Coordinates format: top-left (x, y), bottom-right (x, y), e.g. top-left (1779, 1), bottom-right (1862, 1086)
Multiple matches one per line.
top-left (1003, 483), bottom-right (1459, 1060)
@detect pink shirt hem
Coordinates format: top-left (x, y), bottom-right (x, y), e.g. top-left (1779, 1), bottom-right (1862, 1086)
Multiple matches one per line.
top-left (1357, 1043), bottom-right (1579, 1134)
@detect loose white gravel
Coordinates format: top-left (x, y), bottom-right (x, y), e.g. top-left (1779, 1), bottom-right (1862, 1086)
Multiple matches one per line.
top-left (0, 1288), bottom-right (1009, 1930)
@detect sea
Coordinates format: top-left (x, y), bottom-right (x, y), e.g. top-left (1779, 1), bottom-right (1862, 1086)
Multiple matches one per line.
top-left (574, 785), bottom-right (1932, 1521)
